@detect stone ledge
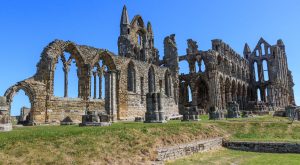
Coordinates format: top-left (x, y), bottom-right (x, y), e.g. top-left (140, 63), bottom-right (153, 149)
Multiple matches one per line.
top-left (0, 123), bottom-right (12, 132)
top-left (79, 122), bottom-right (112, 127)
top-left (223, 141), bottom-right (300, 153)
top-left (156, 137), bottom-right (223, 161)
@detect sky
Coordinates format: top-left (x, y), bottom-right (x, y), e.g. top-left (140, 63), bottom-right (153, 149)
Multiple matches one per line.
top-left (0, 0), bottom-right (300, 116)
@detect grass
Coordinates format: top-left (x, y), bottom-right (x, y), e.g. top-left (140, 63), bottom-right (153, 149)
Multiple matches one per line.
top-left (0, 121), bottom-right (223, 165)
top-left (0, 115), bottom-right (299, 164)
top-left (167, 148), bottom-right (300, 165)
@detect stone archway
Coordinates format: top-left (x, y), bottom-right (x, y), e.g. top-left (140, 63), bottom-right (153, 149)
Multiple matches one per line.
top-left (4, 82), bottom-right (36, 125)
top-left (91, 51), bottom-right (118, 121)
top-left (196, 77), bottom-right (209, 111)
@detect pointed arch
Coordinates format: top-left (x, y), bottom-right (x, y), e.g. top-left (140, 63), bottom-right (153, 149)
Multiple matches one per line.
top-left (4, 81), bottom-right (36, 123)
top-left (131, 15), bottom-right (145, 28)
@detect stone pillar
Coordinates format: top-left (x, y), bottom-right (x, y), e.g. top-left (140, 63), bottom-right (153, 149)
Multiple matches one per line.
top-left (63, 65), bottom-right (70, 98)
top-left (93, 71), bottom-right (97, 99)
top-left (208, 72), bottom-right (218, 109)
top-left (98, 72), bottom-right (102, 99)
top-left (153, 93), bottom-right (160, 121)
top-left (258, 62), bottom-right (264, 82)
top-left (105, 70), bottom-right (117, 122)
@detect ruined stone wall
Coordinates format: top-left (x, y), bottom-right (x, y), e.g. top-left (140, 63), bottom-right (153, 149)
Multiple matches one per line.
top-left (115, 56), bottom-right (178, 121)
top-left (2, 6), bottom-right (295, 125)
top-left (47, 97), bottom-right (105, 123)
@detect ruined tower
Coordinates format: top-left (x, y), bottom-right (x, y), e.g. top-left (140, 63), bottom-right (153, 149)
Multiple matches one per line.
top-left (118, 5), bottom-right (159, 64)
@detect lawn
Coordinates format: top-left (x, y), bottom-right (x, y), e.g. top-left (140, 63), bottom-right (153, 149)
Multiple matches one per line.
top-left (0, 115), bottom-right (299, 164)
top-left (167, 148), bottom-right (300, 165)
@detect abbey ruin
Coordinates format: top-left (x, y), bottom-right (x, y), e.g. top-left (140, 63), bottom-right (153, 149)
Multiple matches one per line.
top-left (0, 6), bottom-right (296, 125)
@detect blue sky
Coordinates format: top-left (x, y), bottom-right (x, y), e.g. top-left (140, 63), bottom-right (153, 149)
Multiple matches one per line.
top-left (0, 0), bottom-right (299, 115)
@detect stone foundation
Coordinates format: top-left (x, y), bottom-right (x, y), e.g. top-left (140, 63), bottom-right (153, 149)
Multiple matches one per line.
top-left (156, 137), bottom-right (223, 161)
top-left (223, 141), bottom-right (300, 153)
top-left (0, 123), bottom-right (12, 132)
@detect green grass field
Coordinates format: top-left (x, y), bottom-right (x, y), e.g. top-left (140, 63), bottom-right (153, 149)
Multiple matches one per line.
top-left (167, 148), bottom-right (300, 165)
top-left (0, 115), bottom-right (299, 164)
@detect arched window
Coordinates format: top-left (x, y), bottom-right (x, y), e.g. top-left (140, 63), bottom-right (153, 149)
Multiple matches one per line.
top-left (254, 61), bottom-right (259, 82)
top-left (90, 60), bottom-right (108, 99)
top-left (187, 85), bottom-right (192, 103)
top-left (262, 60), bottom-right (269, 81)
top-left (179, 60), bottom-right (189, 74)
top-left (165, 71), bottom-right (172, 97)
top-left (257, 88), bottom-right (261, 101)
top-left (195, 61), bottom-right (200, 73)
top-left (256, 49), bottom-right (259, 57)
top-left (200, 59), bottom-right (206, 72)
top-left (54, 52), bottom-right (78, 98)
top-left (261, 43), bottom-right (265, 55)
top-left (148, 67), bottom-right (156, 93)
top-left (127, 62), bottom-right (136, 92)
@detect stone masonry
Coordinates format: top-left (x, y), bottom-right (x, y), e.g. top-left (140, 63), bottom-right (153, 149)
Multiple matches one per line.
top-left (2, 6), bottom-right (295, 124)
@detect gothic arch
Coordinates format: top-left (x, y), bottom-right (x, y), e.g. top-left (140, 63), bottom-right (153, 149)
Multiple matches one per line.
top-left (131, 15), bottom-right (145, 28)
top-left (49, 42), bottom-right (85, 74)
top-left (92, 51), bottom-right (117, 71)
top-left (4, 81), bottom-right (36, 120)
top-left (38, 41), bottom-right (86, 97)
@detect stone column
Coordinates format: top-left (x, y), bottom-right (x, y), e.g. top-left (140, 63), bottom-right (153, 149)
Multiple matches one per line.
top-left (105, 70), bottom-right (118, 122)
top-left (93, 71), bottom-right (97, 99)
top-left (208, 72), bottom-right (219, 109)
top-left (63, 65), bottom-right (70, 98)
top-left (258, 61), bottom-right (264, 82)
top-left (98, 72), bottom-right (102, 99)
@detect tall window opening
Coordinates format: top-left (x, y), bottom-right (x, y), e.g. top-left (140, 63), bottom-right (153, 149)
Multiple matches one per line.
top-left (254, 61), bottom-right (259, 82)
top-left (262, 60), bottom-right (269, 81)
top-left (187, 85), bottom-right (192, 103)
top-left (90, 60), bottom-right (108, 99)
top-left (200, 59), bottom-right (206, 72)
top-left (261, 43), bottom-right (265, 55)
top-left (257, 88), bottom-right (261, 101)
top-left (54, 52), bottom-right (78, 98)
top-left (127, 62), bottom-right (136, 92)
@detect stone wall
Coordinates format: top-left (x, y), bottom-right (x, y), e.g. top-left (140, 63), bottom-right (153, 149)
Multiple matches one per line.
top-left (47, 97), bottom-right (105, 123)
top-left (223, 141), bottom-right (300, 153)
top-left (156, 137), bottom-right (223, 161)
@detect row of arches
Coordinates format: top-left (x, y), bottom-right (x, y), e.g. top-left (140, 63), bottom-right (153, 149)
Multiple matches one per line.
top-left (51, 48), bottom-right (117, 100)
top-left (255, 43), bottom-right (271, 57)
top-left (127, 62), bottom-right (173, 97)
top-left (179, 59), bottom-right (206, 75)
top-left (180, 77), bottom-right (209, 110)
top-left (217, 56), bottom-right (249, 81)
top-left (219, 77), bottom-right (248, 110)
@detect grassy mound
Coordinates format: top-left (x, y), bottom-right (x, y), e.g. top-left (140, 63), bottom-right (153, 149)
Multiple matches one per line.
top-left (0, 121), bottom-right (223, 165)
top-left (0, 115), bottom-right (299, 164)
